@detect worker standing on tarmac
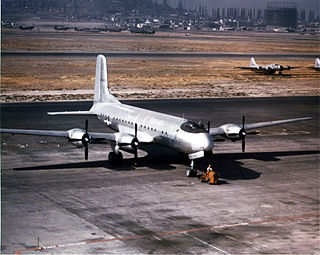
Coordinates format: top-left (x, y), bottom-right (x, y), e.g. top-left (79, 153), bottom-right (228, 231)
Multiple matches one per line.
top-left (208, 164), bottom-right (219, 184)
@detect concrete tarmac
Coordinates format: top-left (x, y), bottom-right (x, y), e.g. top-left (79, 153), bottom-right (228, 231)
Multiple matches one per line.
top-left (1, 97), bottom-right (319, 254)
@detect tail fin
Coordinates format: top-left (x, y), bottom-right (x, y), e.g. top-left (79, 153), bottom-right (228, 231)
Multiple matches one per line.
top-left (315, 58), bottom-right (320, 68)
top-left (93, 55), bottom-right (120, 104)
top-left (250, 57), bottom-right (257, 68)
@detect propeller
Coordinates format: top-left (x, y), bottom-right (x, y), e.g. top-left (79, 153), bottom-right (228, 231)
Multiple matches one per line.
top-left (207, 121), bottom-right (210, 133)
top-left (131, 123), bottom-right (139, 166)
top-left (239, 115), bottom-right (247, 152)
top-left (81, 119), bottom-right (90, 160)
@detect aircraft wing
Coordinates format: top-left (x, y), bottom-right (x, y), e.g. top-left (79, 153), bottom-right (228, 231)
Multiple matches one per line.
top-left (0, 128), bottom-right (116, 143)
top-left (285, 66), bottom-right (301, 70)
top-left (83, 132), bottom-right (117, 144)
top-left (237, 67), bottom-right (257, 70)
top-left (209, 117), bottom-right (312, 136)
top-left (208, 127), bottom-right (226, 136)
top-left (0, 128), bottom-right (70, 137)
top-left (244, 117), bottom-right (312, 130)
top-left (0, 128), bottom-right (155, 145)
top-left (47, 111), bottom-right (96, 116)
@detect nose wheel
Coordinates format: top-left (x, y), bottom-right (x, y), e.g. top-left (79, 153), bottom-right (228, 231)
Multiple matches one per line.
top-left (186, 159), bottom-right (197, 177)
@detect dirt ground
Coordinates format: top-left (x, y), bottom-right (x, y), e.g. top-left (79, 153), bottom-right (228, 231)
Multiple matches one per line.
top-left (1, 30), bottom-right (319, 102)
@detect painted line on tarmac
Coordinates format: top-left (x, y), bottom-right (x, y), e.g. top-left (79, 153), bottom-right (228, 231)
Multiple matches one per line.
top-left (184, 233), bottom-right (231, 255)
top-left (14, 213), bottom-right (319, 254)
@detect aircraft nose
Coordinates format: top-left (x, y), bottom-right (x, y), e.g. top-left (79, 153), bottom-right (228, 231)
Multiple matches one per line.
top-left (192, 133), bottom-right (213, 152)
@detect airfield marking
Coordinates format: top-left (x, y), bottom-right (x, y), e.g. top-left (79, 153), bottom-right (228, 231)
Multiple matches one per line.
top-left (184, 233), bottom-right (232, 255)
top-left (14, 213), bottom-right (319, 254)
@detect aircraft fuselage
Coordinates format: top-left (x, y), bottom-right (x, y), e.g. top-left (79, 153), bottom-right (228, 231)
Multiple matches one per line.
top-left (92, 102), bottom-right (213, 156)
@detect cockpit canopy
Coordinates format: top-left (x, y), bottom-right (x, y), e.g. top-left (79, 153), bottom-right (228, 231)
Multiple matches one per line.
top-left (180, 121), bottom-right (207, 133)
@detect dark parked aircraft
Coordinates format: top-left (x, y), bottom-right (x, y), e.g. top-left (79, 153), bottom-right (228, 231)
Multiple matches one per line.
top-left (239, 58), bottom-right (300, 75)
top-left (130, 27), bottom-right (155, 34)
top-left (19, 25), bottom-right (34, 30)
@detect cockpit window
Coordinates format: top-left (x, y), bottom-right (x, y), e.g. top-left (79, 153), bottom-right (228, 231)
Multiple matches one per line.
top-left (180, 121), bottom-right (206, 133)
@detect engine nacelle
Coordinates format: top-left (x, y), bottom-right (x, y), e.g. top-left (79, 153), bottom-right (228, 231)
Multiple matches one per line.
top-left (116, 134), bottom-right (138, 154)
top-left (119, 145), bottom-right (135, 154)
top-left (67, 128), bottom-right (86, 148)
top-left (219, 124), bottom-right (242, 140)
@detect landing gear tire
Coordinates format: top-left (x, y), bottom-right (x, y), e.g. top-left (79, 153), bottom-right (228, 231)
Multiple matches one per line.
top-left (186, 169), bottom-right (197, 177)
top-left (108, 151), bottom-right (123, 164)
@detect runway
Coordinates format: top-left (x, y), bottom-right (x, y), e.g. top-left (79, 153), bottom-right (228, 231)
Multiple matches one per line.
top-left (1, 97), bottom-right (319, 254)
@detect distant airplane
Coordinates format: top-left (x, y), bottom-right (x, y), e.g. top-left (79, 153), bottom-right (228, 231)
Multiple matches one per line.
top-left (239, 58), bottom-right (300, 75)
top-left (19, 25), bottom-right (34, 30)
top-left (130, 27), bottom-right (155, 34)
top-left (309, 58), bottom-right (320, 71)
top-left (54, 25), bottom-right (72, 31)
top-left (0, 55), bottom-right (312, 177)
top-left (74, 27), bottom-right (112, 33)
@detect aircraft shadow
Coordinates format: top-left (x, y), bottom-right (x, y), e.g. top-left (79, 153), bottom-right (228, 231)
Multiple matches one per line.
top-left (13, 148), bottom-right (319, 181)
top-left (251, 71), bottom-right (292, 77)
top-left (203, 150), bottom-right (319, 180)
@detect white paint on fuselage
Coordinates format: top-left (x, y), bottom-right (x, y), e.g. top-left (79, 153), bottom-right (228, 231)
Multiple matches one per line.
top-left (91, 102), bottom-right (213, 155)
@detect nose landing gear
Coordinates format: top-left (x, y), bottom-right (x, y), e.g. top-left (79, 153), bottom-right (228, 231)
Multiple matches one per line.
top-left (186, 159), bottom-right (197, 177)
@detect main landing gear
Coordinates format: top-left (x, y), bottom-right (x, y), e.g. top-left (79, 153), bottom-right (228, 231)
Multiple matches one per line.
top-left (186, 159), bottom-right (197, 177)
top-left (108, 151), bottom-right (123, 164)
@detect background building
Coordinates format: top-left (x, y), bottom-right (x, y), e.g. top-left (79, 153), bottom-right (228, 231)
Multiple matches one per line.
top-left (266, 1), bottom-right (297, 29)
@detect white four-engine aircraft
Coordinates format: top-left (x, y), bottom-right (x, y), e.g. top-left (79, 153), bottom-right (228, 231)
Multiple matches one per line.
top-left (310, 58), bottom-right (320, 71)
top-left (1, 55), bottom-right (312, 177)
top-left (240, 57), bottom-right (300, 75)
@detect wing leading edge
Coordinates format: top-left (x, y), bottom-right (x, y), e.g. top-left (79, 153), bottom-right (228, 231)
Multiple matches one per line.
top-left (209, 117), bottom-right (312, 136)
top-left (47, 111), bottom-right (96, 116)
top-left (0, 128), bottom-right (117, 144)
top-left (244, 117), bottom-right (312, 130)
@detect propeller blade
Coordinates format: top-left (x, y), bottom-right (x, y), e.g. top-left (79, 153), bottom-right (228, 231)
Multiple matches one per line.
top-left (207, 121), bottom-right (210, 133)
top-left (85, 119), bottom-right (88, 133)
top-left (242, 138), bottom-right (245, 153)
top-left (134, 123), bottom-right (137, 138)
top-left (134, 148), bottom-right (138, 166)
top-left (85, 144), bottom-right (88, 161)
top-left (242, 115), bottom-right (245, 129)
